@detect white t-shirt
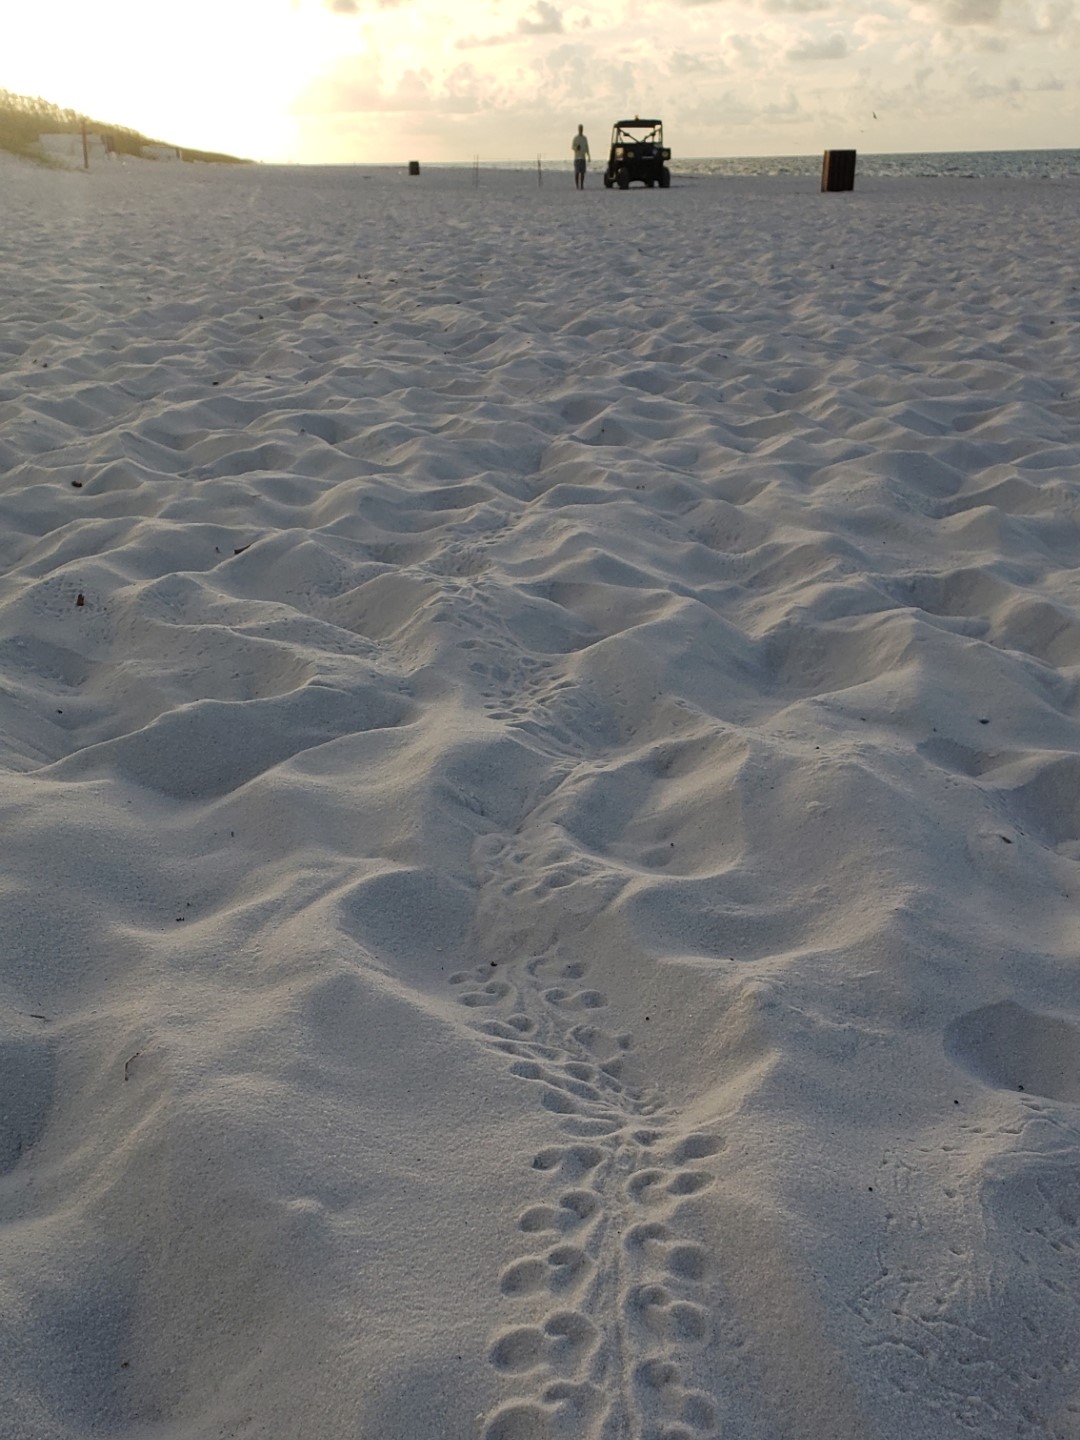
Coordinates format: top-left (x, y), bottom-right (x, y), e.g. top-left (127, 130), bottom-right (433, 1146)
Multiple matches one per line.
top-left (572, 133), bottom-right (590, 159)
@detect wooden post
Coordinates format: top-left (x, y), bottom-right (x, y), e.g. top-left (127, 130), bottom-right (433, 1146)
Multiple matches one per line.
top-left (537, 154), bottom-right (542, 187)
top-left (821, 150), bottom-right (856, 192)
top-left (81, 120), bottom-right (90, 170)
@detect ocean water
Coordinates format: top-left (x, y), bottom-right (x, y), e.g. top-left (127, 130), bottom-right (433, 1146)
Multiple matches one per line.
top-left (465, 149), bottom-right (1080, 181)
top-left (677, 149), bottom-right (1080, 180)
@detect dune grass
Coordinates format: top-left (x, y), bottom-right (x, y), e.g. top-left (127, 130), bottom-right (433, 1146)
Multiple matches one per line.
top-left (0, 88), bottom-right (249, 166)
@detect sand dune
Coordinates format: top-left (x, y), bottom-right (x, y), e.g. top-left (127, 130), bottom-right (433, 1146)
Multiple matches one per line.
top-left (1, 155), bottom-right (1079, 1439)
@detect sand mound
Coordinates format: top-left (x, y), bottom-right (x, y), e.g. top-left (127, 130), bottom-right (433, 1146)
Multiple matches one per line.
top-left (947, 1000), bottom-right (1080, 1102)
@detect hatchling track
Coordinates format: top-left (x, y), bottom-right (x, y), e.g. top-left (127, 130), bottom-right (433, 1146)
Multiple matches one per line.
top-left (451, 849), bottom-right (727, 1440)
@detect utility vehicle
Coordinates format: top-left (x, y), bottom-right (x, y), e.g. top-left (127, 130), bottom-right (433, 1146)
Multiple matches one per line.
top-left (603, 119), bottom-right (671, 189)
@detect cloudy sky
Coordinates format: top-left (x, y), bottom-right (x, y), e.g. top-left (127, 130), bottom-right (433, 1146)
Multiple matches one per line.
top-left (2, 0), bottom-right (1077, 163)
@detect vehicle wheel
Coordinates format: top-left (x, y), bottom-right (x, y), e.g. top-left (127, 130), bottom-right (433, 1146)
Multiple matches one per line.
top-left (645, 179), bottom-right (654, 188)
top-left (659, 167), bottom-right (671, 189)
top-left (603, 173), bottom-right (613, 188)
top-left (616, 167), bottom-right (630, 190)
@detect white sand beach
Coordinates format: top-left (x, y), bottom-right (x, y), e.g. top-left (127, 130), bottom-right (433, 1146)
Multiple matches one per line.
top-left (1, 154), bottom-right (1079, 1440)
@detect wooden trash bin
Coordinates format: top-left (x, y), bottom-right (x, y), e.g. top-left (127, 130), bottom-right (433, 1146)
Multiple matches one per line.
top-left (821, 150), bottom-right (856, 192)
top-left (408, 160), bottom-right (420, 176)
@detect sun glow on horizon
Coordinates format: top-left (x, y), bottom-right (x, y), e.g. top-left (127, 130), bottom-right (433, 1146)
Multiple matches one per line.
top-left (1, 0), bottom-right (333, 160)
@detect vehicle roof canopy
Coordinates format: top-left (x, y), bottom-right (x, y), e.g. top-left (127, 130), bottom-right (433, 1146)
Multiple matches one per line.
top-left (613, 119), bottom-right (661, 128)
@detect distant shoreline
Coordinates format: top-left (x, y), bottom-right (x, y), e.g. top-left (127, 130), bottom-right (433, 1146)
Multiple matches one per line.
top-left (248, 149), bottom-right (1080, 181)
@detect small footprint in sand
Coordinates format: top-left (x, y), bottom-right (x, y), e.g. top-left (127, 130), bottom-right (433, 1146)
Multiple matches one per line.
top-left (635, 1357), bottom-right (719, 1435)
top-left (626, 1283), bottom-right (711, 1344)
top-left (669, 1134), bottom-right (724, 1163)
top-left (481, 1016), bottom-right (536, 1038)
top-left (509, 1060), bottom-right (604, 1104)
top-left (459, 980), bottom-right (511, 1007)
top-left (500, 1244), bottom-right (592, 1297)
top-left (532, 1144), bottom-right (605, 1178)
top-left (490, 1311), bottom-right (598, 1374)
top-left (543, 987), bottom-right (607, 1010)
top-left (483, 1380), bottom-right (604, 1440)
top-left (518, 1190), bottom-right (600, 1234)
top-left (630, 1166), bottom-right (715, 1202)
top-left (570, 1022), bottom-right (633, 1055)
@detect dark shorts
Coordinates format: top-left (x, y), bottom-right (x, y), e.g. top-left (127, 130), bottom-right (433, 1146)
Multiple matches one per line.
top-left (574, 158), bottom-right (587, 174)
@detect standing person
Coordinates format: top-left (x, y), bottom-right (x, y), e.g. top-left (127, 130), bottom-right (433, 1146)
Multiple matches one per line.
top-left (571, 124), bottom-right (590, 190)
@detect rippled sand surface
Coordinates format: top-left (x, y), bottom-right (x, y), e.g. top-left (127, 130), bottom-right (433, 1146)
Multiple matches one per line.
top-left (2, 157), bottom-right (1079, 1440)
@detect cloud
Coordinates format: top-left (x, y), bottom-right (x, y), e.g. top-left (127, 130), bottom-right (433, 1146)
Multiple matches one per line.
top-left (668, 47), bottom-right (724, 73)
top-left (455, 31), bottom-right (515, 48)
top-left (724, 32), bottom-right (764, 62)
top-left (1025, 0), bottom-right (1074, 33)
top-left (918, 0), bottom-right (1077, 35)
top-left (966, 66), bottom-right (1065, 96)
top-left (517, 1), bottom-right (564, 32)
top-left (762, 89), bottom-right (804, 117)
top-left (455, 0), bottom-right (564, 48)
top-left (937, 0), bottom-right (1002, 22)
top-left (787, 33), bottom-right (849, 59)
top-left (297, 61), bottom-right (496, 115)
top-left (326, 0), bottom-right (404, 10)
top-left (675, 89), bottom-right (766, 126)
top-left (763, 0), bottom-right (830, 10)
